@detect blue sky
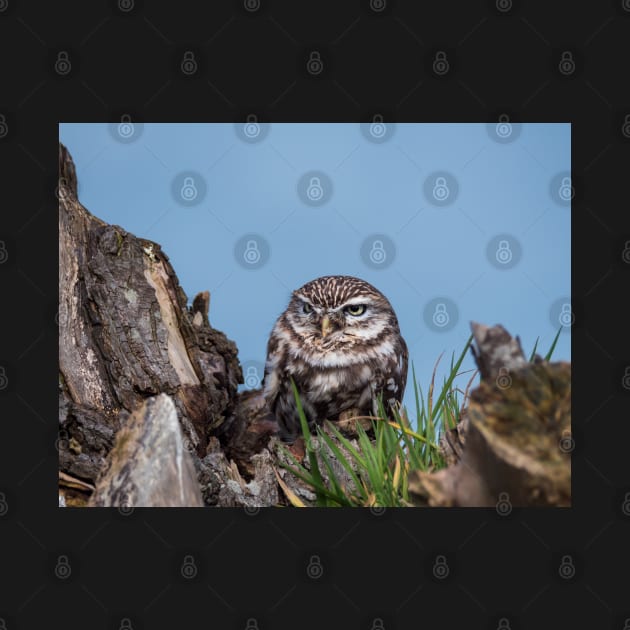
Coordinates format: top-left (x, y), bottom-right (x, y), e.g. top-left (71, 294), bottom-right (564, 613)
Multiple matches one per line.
top-left (59, 122), bottom-right (571, 416)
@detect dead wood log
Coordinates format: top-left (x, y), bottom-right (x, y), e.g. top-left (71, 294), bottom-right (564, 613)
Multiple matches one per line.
top-left (408, 322), bottom-right (571, 507)
top-left (58, 143), bottom-right (246, 504)
top-left (89, 394), bottom-right (203, 507)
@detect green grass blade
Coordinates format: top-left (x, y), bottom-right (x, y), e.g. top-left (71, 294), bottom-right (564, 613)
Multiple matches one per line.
top-left (355, 425), bottom-right (378, 484)
top-left (411, 362), bottom-right (422, 432)
top-left (278, 449), bottom-right (327, 493)
top-left (279, 447), bottom-right (351, 506)
top-left (325, 422), bottom-right (368, 467)
top-left (291, 379), bottom-right (327, 506)
top-left (319, 425), bottom-right (366, 501)
top-left (430, 334), bottom-right (473, 422)
top-left (544, 327), bottom-right (562, 361)
top-left (316, 447), bottom-right (348, 504)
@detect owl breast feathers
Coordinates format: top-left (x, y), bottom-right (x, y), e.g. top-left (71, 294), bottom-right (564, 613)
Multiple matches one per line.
top-left (263, 275), bottom-right (408, 441)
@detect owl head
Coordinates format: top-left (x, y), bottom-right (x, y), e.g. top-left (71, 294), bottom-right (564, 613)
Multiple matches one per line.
top-left (284, 275), bottom-right (401, 352)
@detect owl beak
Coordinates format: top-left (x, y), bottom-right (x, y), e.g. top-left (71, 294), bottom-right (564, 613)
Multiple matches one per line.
top-left (321, 315), bottom-right (332, 338)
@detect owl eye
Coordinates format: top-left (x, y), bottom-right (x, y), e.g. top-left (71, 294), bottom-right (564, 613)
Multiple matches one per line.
top-left (345, 304), bottom-right (366, 316)
top-left (302, 302), bottom-right (313, 314)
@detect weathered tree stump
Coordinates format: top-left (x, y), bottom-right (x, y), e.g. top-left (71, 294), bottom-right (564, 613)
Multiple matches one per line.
top-left (58, 143), bottom-right (244, 505)
top-left (408, 322), bottom-right (571, 507)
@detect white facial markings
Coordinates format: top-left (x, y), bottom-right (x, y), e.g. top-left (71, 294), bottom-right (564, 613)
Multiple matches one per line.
top-left (343, 317), bottom-right (388, 339)
top-left (281, 280), bottom-right (401, 370)
top-left (341, 295), bottom-right (372, 307)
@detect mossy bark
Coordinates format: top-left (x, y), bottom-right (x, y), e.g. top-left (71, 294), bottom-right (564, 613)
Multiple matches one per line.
top-left (408, 323), bottom-right (571, 507)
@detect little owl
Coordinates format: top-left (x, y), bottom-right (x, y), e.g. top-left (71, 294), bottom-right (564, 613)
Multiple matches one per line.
top-left (263, 275), bottom-right (408, 441)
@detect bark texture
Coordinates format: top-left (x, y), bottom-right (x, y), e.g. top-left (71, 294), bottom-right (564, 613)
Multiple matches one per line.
top-left (89, 394), bottom-right (203, 507)
top-left (408, 322), bottom-right (571, 507)
top-left (58, 143), bottom-right (246, 506)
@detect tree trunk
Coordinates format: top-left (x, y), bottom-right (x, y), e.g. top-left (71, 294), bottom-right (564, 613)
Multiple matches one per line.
top-left (58, 142), bottom-right (248, 505)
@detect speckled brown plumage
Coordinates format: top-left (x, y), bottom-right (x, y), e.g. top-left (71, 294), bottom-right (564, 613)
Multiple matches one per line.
top-left (263, 275), bottom-right (408, 441)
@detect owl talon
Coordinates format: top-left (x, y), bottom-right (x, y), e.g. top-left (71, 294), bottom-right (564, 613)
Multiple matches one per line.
top-left (334, 409), bottom-right (373, 437)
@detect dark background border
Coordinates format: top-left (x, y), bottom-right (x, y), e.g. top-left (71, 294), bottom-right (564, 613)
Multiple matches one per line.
top-left (1, 1), bottom-right (629, 628)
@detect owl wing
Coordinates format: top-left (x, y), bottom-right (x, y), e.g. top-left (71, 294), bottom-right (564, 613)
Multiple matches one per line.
top-left (262, 325), bottom-right (284, 407)
top-left (372, 335), bottom-right (408, 416)
top-left (398, 335), bottom-right (409, 398)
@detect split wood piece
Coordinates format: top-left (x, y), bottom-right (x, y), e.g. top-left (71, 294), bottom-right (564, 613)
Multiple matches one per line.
top-left (89, 394), bottom-right (203, 507)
